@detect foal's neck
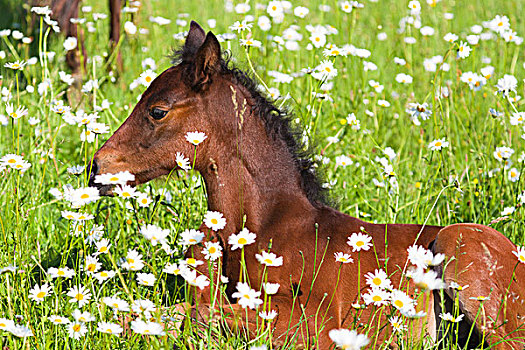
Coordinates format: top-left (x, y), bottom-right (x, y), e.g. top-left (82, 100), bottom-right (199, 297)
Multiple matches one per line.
top-left (200, 98), bottom-right (315, 236)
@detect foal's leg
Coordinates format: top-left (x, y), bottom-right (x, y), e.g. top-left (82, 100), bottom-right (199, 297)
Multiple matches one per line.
top-left (433, 224), bottom-right (525, 349)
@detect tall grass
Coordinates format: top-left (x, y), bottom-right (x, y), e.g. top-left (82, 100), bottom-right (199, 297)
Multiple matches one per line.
top-left (0, 0), bottom-right (524, 348)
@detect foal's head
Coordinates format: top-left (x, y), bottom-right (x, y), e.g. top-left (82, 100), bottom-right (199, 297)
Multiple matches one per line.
top-left (90, 21), bottom-right (235, 191)
top-left (90, 21), bottom-right (326, 204)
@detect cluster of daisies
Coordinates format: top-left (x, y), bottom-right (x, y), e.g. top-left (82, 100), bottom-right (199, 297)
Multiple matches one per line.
top-left (338, 231), bottom-right (446, 319)
top-left (8, 206), bottom-right (286, 339)
top-left (173, 210), bottom-right (282, 320)
top-left (0, 153), bottom-right (31, 172)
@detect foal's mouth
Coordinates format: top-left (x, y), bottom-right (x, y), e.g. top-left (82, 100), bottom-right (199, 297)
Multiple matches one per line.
top-left (93, 184), bottom-right (115, 196)
top-left (86, 160), bottom-right (119, 196)
top-left (86, 158), bottom-right (173, 196)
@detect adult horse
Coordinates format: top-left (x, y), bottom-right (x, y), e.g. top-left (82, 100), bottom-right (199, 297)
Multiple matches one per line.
top-left (88, 22), bottom-right (525, 349)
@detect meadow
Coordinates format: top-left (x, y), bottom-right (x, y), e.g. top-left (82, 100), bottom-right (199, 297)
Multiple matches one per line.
top-left (0, 0), bottom-right (524, 348)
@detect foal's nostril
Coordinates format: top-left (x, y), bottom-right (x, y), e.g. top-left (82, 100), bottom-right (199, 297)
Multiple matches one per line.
top-left (87, 160), bottom-right (98, 185)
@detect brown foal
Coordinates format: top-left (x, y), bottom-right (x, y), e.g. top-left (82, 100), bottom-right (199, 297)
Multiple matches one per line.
top-left (89, 21), bottom-right (525, 349)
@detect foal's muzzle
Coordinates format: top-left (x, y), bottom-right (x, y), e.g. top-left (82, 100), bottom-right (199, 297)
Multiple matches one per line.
top-left (86, 159), bottom-right (114, 196)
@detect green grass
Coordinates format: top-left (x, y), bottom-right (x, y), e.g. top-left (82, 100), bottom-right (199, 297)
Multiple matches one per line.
top-left (0, 0), bottom-right (524, 348)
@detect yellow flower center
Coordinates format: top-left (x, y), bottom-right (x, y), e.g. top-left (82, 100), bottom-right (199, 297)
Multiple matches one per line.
top-left (238, 238), bottom-right (247, 245)
top-left (356, 241), bottom-right (364, 247)
top-left (73, 324), bottom-right (81, 332)
top-left (264, 259), bottom-right (273, 264)
top-left (394, 300), bottom-right (404, 308)
top-left (87, 264), bottom-right (96, 271)
top-left (80, 194), bottom-right (89, 199)
top-left (211, 218), bottom-right (218, 224)
top-left (209, 247), bottom-right (216, 253)
top-left (435, 141), bottom-right (442, 147)
top-left (106, 328), bottom-right (112, 333)
top-left (372, 295), bottom-right (382, 302)
top-left (110, 176), bottom-right (119, 182)
top-left (58, 270), bottom-right (65, 276)
top-left (37, 291), bottom-right (46, 298)
top-left (372, 277), bottom-right (381, 286)
top-left (7, 159), bottom-right (16, 164)
top-left (75, 293), bottom-right (84, 301)
top-left (187, 258), bottom-right (196, 265)
top-left (145, 76), bottom-right (152, 82)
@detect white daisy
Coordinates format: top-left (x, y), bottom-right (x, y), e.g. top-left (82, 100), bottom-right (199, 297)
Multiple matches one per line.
top-left (232, 282), bottom-right (263, 309)
top-left (347, 232), bottom-right (372, 252)
top-left (255, 251), bottom-right (283, 267)
top-left (329, 329), bottom-right (369, 349)
top-left (185, 131), bottom-right (207, 145)
top-left (203, 211), bottom-right (226, 231)
top-left (228, 228), bottom-right (257, 250)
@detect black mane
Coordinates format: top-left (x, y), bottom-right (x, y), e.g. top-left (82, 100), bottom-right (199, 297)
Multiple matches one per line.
top-left (171, 47), bottom-right (329, 207)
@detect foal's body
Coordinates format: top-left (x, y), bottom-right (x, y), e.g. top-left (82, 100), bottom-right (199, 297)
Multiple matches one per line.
top-left (90, 21), bottom-right (525, 349)
top-left (190, 200), bottom-right (443, 347)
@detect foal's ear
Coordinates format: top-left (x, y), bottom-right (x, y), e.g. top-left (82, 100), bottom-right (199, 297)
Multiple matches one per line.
top-left (192, 31), bottom-right (221, 87)
top-left (182, 21), bottom-right (206, 60)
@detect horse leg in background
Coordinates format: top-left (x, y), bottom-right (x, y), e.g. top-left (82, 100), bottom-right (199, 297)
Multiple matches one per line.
top-left (49, 0), bottom-right (84, 76)
top-left (433, 223), bottom-right (525, 350)
top-left (108, 0), bottom-right (122, 70)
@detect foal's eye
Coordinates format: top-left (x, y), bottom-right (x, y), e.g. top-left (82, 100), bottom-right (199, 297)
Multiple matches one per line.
top-left (149, 107), bottom-right (168, 120)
